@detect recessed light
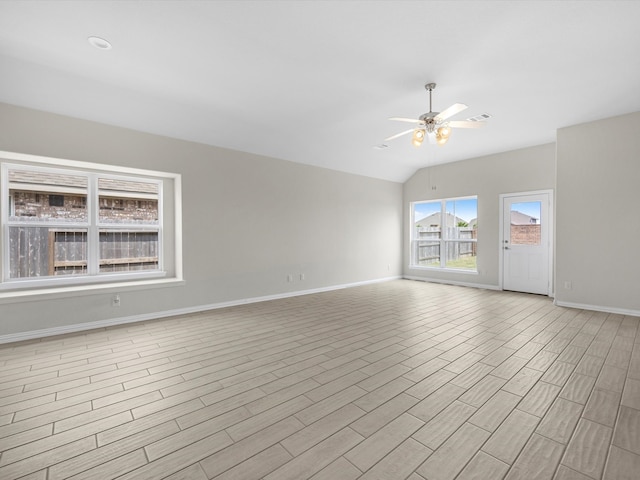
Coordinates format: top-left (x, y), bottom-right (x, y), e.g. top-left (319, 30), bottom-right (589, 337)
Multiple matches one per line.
top-left (88, 36), bottom-right (112, 50)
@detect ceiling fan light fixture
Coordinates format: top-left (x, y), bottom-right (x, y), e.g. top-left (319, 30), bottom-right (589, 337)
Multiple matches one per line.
top-left (412, 129), bottom-right (425, 147)
top-left (438, 125), bottom-right (451, 139)
top-left (436, 126), bottom-right (451, 146)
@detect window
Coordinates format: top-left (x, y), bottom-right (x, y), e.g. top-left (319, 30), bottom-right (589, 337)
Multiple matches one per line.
top-left (48, 194), bottom-right (65, 207)
top-left (1, 153), bottom-right (181, 292)
top-left (411, 196), bottom-right (478, 271)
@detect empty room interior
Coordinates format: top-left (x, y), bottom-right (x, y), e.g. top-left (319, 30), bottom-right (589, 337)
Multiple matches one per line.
top-left (0, 1), bottom-right (639, 480)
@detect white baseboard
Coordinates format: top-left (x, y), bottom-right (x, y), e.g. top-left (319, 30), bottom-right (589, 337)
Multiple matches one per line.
top-left (403, 275), bottom-right (501, 291)
top-left (553, 300), bottom-right (640, 318)
top-left (0, 276), bottom-right (402, 345)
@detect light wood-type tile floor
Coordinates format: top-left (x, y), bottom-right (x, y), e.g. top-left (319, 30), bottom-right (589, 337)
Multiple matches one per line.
top-left (1, 280), bottom-right (639, 479)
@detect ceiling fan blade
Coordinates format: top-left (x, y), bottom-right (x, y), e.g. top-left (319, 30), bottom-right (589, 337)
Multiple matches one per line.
top-left (389, 117), bottom-right (424, 124)
top-left (384, 128), bottom-right (415, 141)
top-left (448, 120), bottom-right (487, 129)
top-left (435, 103), bottom-right (468, 121)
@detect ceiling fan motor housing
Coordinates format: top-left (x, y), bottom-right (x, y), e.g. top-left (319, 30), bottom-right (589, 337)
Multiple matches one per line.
top-left (418, 113), bottom-right (439, 133)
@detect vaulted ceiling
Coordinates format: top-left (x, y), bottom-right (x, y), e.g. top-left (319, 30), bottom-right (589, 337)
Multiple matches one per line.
top-left (1, 1), bottom-right (639, 182)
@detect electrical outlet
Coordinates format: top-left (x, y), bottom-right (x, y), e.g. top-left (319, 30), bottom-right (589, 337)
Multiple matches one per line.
top-left (112, 294), bottom-right (121, 307)
top-left (564, 281), bottom-right (572, 290)
top-left (287, 274), bottom-right (293, 282)
top-left (300, 273), bottom-right (305, 281)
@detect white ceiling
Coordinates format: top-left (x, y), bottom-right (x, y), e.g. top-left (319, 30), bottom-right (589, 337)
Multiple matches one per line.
top-left (1, 1), bottom-right (639, 183)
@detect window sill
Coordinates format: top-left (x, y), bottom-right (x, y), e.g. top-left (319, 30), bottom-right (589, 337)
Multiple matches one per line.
top-left (0, 276), bottom-right (185, 304)
top-left (408, 265), bottom-right (479, 275)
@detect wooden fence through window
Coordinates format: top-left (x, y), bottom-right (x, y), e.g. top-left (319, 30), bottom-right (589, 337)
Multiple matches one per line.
top-left (415, 227), bottom-right (477, 266)
top-left (8, 227), bottom-right (158, 278)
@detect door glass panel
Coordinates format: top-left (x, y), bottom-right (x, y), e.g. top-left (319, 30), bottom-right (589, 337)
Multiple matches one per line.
top-left (510, 201), bottom-right (541, 246)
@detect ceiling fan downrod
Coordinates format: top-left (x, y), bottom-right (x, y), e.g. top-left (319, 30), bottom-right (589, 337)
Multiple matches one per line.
top-left (425, 83), bottom-right (436, 113)
top-left (420, 83), bottom-right (438, 133)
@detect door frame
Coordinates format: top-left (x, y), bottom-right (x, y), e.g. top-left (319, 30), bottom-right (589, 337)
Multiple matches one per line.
top-left (498, 189), bottom-right (554, 296)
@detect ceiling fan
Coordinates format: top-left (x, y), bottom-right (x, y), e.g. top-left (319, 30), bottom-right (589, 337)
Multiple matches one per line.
top-left (386, 82), bottom-right (487, 147)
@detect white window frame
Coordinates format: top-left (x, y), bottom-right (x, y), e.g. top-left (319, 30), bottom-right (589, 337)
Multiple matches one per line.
top-left (410, 196), bottom-right (478, 272)
top-left (0, 151), bottom-right (182, 295)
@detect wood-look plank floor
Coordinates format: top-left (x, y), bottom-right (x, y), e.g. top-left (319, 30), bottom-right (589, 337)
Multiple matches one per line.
top-left (1, 279), bottom-right (639, 480)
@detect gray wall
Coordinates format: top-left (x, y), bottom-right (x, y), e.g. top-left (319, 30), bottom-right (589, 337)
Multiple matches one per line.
top-left (556, 111), bottom-right (640, 313)
top-left (2, 102), bottom-right (638, 340)
top-left (403, 144), bottom-right (556, 288)
top-left (0, 102), bottom-right (403, 338)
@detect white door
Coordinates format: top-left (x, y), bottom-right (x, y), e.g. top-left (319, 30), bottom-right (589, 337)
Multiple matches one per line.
top-left (501, 191), bottom-right (552, 295)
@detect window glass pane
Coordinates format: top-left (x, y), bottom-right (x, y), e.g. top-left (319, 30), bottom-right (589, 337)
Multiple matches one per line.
top-left (445, 198), bottom-right (478, 270)
top-left (415, 238), bottom-right (440, 266)
top-left (414, 201), bottom-right (441, 266)
top-left (98, 177), bottom-right (159, 225)
top-left (446, 198), bottom-right (477, 229)
top-left (99, 230), bottom-right (159, 273)
top-left (445, 242), bottom-right (477, 269)
top-left (8, 168), bottom-right (88, 222)
top-left (8, 227), bottom-right (88, 278)
top-left (414, 202), bottom-right (441, 231)
top-left (510, 201), bottom-right (541, 245)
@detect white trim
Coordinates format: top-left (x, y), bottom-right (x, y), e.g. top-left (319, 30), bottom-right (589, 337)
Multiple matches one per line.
top-left (0, 270), bottom-right (167, 292)
top-left (173, 175), bottom-right (183, 280)
top-left (0, 277), bottom-right (184, 303)
top-left (408, 266), bottom-right (479, 275)
top-left (5, 276), bottom-right (633, 345)
top-left (553, 299), bottom-right (640, 318)
top-left (403, 274), bottom-right (500, 291)
top-left (0, 276), bottom-right (401, 344)
top-left (0, 150), bottom-right (177, 179)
